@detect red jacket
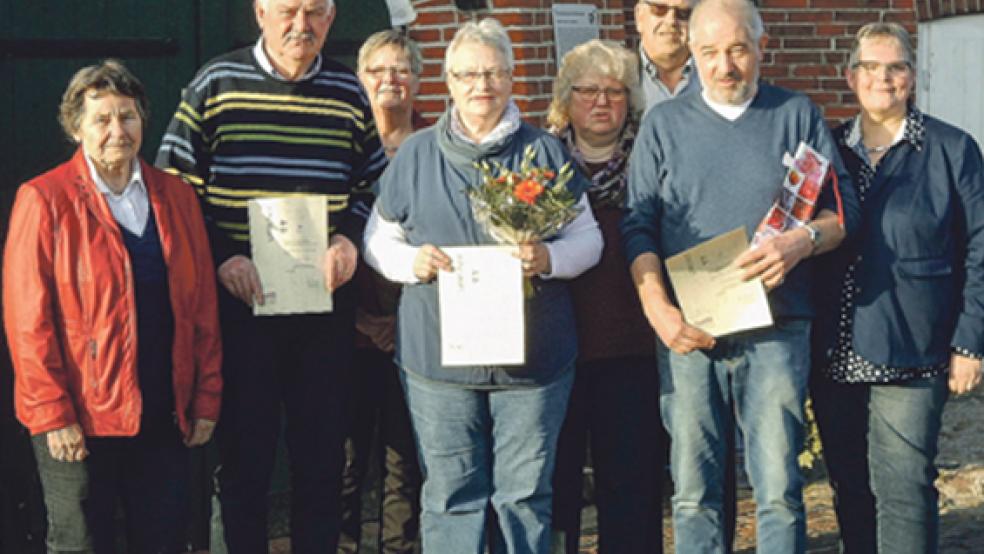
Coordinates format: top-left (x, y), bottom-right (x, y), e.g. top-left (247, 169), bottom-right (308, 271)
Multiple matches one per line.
top-left (3, 148), bottom-right (222, 437)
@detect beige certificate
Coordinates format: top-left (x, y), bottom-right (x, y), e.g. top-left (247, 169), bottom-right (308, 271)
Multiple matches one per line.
top-left (664, 227), bottom-right (773, 337)
top-left (438, 246), bottom-right (525, 366)
top-left (247, 195), bottom-right (331, 316)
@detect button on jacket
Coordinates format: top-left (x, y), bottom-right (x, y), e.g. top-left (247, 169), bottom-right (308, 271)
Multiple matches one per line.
top-left (3, 147), bottom-right (222, 437)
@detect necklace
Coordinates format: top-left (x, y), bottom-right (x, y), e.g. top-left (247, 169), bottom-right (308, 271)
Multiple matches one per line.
top-left (864, 143), bottom-right (892, 154)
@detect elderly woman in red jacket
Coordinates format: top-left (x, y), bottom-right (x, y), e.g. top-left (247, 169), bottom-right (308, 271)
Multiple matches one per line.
top-left (2, 60), bottom-right (222, 554)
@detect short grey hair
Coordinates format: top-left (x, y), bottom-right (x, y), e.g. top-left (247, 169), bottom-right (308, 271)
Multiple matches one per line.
top-left (257, 0), bottom-right (334, 10)
top-left (59, 59), bottom-right (149, 143)
top-left (444, 18), bottom-right (515, 74)
top-left (689, 0), bottom-right (765, 44)
top-left (358, 29), bottom-right (423, 76)
top-left (547, 40), bottom-right (645, 129)
top-left (848, 22), bottom-right (915, 69)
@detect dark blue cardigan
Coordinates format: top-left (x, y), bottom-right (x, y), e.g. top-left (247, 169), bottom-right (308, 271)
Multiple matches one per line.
top-left (813, 113), bottom-right (984, 367)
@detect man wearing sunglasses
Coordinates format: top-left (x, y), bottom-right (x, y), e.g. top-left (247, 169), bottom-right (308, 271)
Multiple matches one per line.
top-left (635, 0), bottom-right (701, 108)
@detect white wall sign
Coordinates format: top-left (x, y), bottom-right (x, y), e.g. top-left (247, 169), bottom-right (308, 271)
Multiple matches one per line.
top-left (551, 4), bottom-right (600, 65)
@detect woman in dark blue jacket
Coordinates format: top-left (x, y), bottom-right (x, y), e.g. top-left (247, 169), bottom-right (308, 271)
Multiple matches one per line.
top-left (811, 23), bottom-right (984, 554)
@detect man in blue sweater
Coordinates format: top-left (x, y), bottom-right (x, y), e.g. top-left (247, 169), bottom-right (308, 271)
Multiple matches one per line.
top-left (622, 0), bottom-right (860, 552)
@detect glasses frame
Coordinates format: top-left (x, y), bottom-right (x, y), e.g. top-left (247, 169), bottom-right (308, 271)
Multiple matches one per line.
top-left (448, 68), bottom-right (512, 86)
top-left (851, 60), bottom-right (912, 77)
top-left (363, 65), bottom-right (415, 79)
top-left (641, 0), bottom-right (692, 21)
top-left (570, 85), bottom-right (629, 103)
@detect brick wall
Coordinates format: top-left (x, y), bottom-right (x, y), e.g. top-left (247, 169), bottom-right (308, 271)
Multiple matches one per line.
top-left (409, 0), bottom-right (983, 125)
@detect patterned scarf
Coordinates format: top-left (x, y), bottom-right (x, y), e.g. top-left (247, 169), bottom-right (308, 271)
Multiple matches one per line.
top-left (554, 123), bottom-right (636, 209)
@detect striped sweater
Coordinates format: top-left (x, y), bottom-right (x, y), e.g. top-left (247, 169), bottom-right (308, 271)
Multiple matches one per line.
top-left (155, 46), bottom-right (386, 264)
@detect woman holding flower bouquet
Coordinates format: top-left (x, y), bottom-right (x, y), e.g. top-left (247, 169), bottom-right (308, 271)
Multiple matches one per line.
top-left (545, 40), bottom-right (664, 554)
top-left (363, 18), bottom-right (603, 554)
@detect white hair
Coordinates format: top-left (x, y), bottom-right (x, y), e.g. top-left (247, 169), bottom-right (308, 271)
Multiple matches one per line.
top-left (689, 0), bottom-right (765, 43)
top-left (444, 18), bottom-right (515, 73)
top-left (258, 0), bottom-right (334, 10)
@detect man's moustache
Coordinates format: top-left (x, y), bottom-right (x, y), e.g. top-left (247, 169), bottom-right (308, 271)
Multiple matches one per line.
top-left (284, 31), bottom-right (315, 43)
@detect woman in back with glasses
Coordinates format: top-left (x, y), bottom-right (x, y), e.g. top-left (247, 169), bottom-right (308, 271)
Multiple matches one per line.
top-left (545, 40), bottom-right (664, 554)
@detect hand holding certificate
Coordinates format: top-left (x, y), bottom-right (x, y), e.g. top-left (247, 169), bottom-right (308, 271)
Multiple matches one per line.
top-left (438, 246), bottom-right (525, 366)
top-left (664, 227), bottom-right (773, 337)
top-left (248, 196), bottom-right (333, 316)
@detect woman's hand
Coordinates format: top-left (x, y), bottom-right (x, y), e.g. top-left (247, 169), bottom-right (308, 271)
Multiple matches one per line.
top-left (184, 419), bottom-right (217, 447)
top-left (949, 353), bottom-right (983, 395)
top-left (513, 243), bottom-right (552, 277)
top-left (413, 244), bottom-right (452, 282)
top-left (46, 424), bottom-right (88, 462)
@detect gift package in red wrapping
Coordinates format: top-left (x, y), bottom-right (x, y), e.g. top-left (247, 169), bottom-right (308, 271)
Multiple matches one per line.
top-left (751, 141), bottom-right (831, 247)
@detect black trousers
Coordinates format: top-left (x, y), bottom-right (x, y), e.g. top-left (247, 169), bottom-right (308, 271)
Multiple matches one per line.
top-left (338, 347), bottom-right (421, 554)
top-left (551, 355), bottom-right (664, 554)
top-left (32, 426), bottom-right (189, 554)
top-left (215, 287), bottom-right (355, 554)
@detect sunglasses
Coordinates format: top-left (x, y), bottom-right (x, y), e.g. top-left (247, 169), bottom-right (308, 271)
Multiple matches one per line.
top-left (641, 1), bottom-right (692, 21)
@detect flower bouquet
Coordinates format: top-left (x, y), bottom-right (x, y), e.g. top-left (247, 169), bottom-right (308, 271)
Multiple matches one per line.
top-left (469, 144), bottom-right (583, 294)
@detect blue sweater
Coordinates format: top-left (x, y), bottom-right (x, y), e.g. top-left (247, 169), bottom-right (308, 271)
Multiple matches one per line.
top-left (376, 111), bottom-right (590, 387)
top-left (621, 84), bottom-right (860, 319)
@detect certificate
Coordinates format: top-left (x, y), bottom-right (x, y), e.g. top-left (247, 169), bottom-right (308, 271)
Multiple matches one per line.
top-left (248, 196), bottom-right (332, 316)
top-left (438, 246), bottom-right (525, 366)
top-left (664, 227), bottom-right (773, 337)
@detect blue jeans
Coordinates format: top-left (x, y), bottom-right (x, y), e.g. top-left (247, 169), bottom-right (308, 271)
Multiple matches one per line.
top-left (811, 373), bottom-right (949, 554)
top-left (401, 368), bottom-right (574, 554)
top-left (659, 319), bottom-right (811, 554)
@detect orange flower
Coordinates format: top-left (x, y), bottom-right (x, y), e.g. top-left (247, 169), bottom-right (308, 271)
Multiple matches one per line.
top-left (543, 170), bottom-right (556, 179)
top-left (514, 179), bottom-right (545, 205)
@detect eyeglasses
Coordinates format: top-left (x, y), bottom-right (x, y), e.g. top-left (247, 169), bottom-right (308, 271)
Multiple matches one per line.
top-left (448, 68), bottom-right (512, 85)
top-left (641, 1), bottom-right (691, 21)
top-left (852, 60), bottom-right (911, 77)
top-left (571, 85), bottom-right (628, 102)
top-left (363, 65), bottom-right (413, 79)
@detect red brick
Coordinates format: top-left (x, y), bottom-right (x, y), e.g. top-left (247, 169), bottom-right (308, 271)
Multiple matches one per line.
top-left (788, 10), bottom-right (834, 22)
top-left (793, 65), bottom-right (839, 77)
top-left (774, 52), bottom-right (824, 64)
top-left (815, 23), bottom-right (850, 35)
top-left (416, 10), bottom-right (459, 25)
top-left (496, 12), bottom-right (537, 26)
top-left (767, 24), bottom-right (816, 36)
top-left (409, 28), bottom-right (441, 42)
top-left (763, 0), bottom-right (811, 7)
top-left (776, 78), bottom-right (819, 90)
top-left (833, 10), bottom-right (882, 21)
top-left (819, 78), bottom-right (852, 91)
top-left (761, 11), bottom-right (788, 22)
top-left (415, 99), bottom-right (449, 114)
top-left (761, 65), bottom-right (790, 78)
top-left (782, 38), bottom-right (832, 49)
top-left (807, 92), bottom-right (839, 105)
top-left (508, 28), bottom-right (544, 43)
top-left (418, 81), bottom-right (448, 95)
top-left (824, 105), bottom-right (859, 120)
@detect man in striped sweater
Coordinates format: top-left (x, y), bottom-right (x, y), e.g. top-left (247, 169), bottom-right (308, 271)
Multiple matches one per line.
top-left (156, 1), bottom-right (386, 552)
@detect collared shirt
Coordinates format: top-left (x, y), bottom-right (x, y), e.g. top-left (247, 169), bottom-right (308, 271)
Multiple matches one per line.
top-left (843, 111), bottom-right (910, 166)
top-left (700, 89), bottom-right (755, 121)
top-left (83, 154), bottom-right (149, 235)
top-left (449, 100), bottom-right (522, 145)
top-left (253, 38), bottom-right (322, 81)
top-left (639, 46), bottom-right (699, 109)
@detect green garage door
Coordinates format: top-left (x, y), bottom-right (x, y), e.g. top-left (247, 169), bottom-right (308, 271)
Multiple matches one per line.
top-left (0, 1), bottom-right (391, 551)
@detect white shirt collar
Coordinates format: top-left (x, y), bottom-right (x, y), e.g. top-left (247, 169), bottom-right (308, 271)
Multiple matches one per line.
top-left (253, 38), bottom-right (322, 81)
top-left (844, 114), bottom-right (907, 149)
top-left (83, 153), bottom-right (145, 198)
top-left (701, 89), bottom-right (755, 121)
top-left (450, 100), bottom-right (523, 145)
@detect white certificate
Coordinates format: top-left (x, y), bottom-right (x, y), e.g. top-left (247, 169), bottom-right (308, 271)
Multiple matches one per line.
top-left (664, 227), bottom-right (773, 337)
top-left (438, 246), bottom-right (525, 366)
top-left (248, 196), bottom-right (332, 316)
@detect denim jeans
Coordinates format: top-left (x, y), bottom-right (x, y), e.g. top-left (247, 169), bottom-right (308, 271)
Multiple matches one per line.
top-left (31, 427), bottom-right (189, 554)
top-left (551, 355), bottom-right (663, 554)
top-left (401, 368), bottom-right (574, 554)
top-left (811, 372), bottom-right (949, 554)
top-left (659, 319), bottom-right (811, 554)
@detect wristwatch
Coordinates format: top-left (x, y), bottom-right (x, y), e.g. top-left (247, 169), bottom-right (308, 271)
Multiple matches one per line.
top-left (804, 223), bottom-right (822, 253)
